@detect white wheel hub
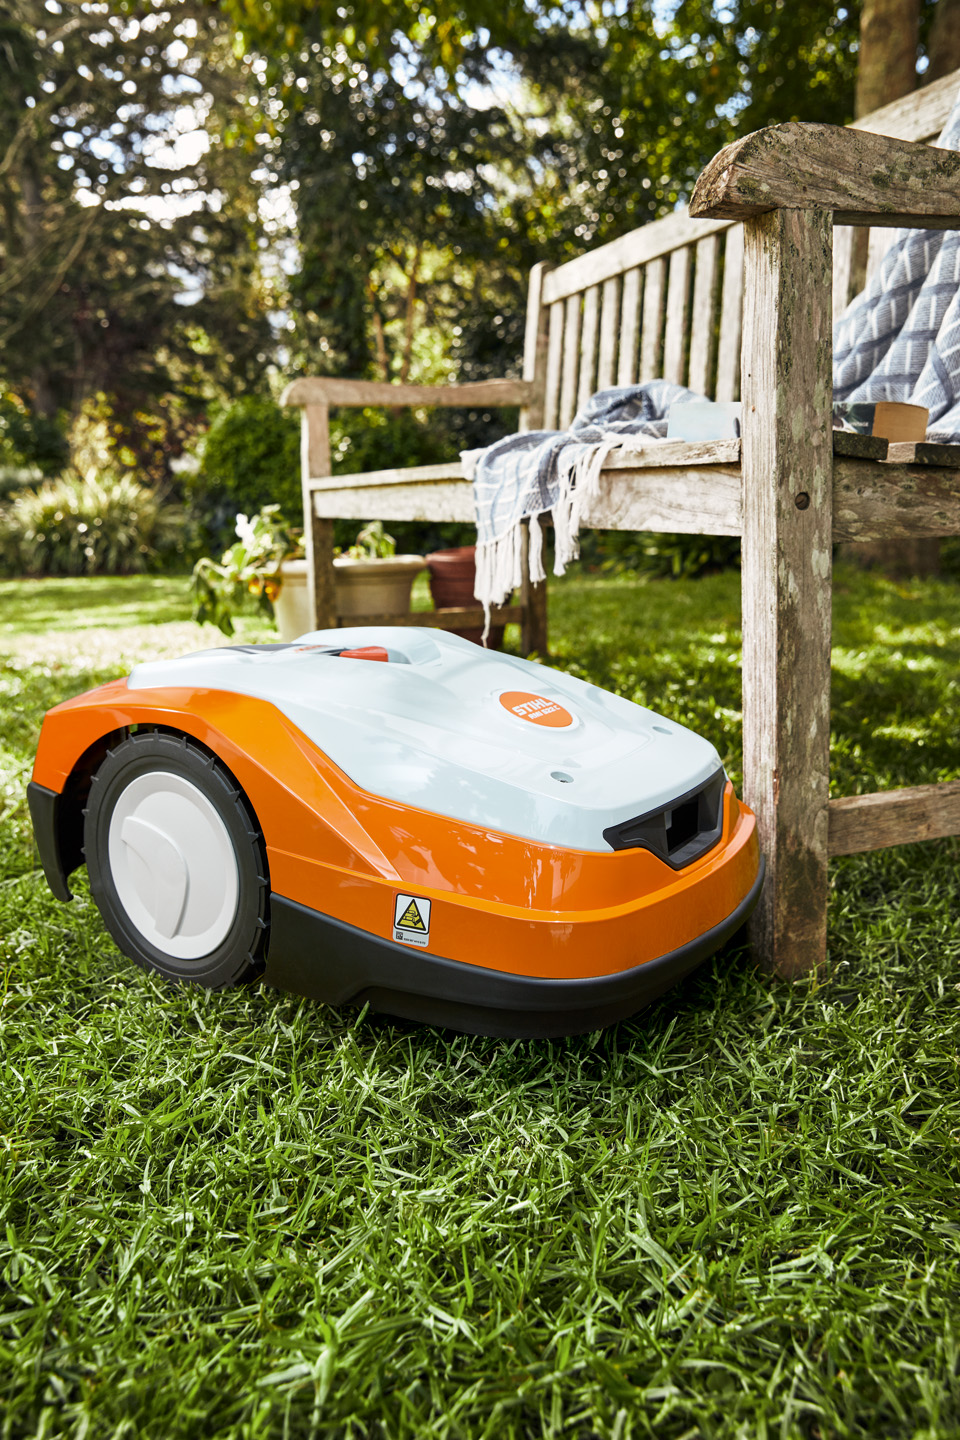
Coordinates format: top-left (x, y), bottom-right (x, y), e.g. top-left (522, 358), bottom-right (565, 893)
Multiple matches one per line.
top-left (107, 771), bottom-right (240, 960)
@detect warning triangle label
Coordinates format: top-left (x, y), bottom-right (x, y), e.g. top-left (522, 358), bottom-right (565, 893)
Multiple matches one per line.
top-left (394, 893), bottom-right (432, 948)
top-left (397, 900), bottom-right (426, 931)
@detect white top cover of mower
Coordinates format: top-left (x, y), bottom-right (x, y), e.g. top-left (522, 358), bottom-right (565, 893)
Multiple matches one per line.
top-left (128, 627), bottom-right (722, 852)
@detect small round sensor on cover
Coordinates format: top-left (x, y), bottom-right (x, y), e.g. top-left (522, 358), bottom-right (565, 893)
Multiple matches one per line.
top-left (551, 771), bottom-right (574, 784)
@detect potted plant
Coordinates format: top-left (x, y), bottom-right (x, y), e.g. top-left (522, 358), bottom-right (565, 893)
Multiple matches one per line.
top-left (193, 510), bottom-right (425, 641)
top-left (192, 505), bottom-right (300, 636)
top-left (276, 522), bottom-right (425, 637)
top-left (425, 544), bottom-right (504, 648)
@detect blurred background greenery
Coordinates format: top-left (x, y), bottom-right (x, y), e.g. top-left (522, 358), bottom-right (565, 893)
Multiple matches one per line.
top-left (4, 0), bottom-right (956, 579)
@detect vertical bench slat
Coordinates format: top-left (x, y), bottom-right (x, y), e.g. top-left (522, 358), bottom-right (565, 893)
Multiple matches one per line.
top-left (865, 226), bottom-right (894, 288)
top-left (715, 224), bottom-right (744, 403)
top-left (596, 276), bottom-right (621, 390)
top-left (617, 266), bottom-right (642, 386)
top-left (558, 293), bottom-right (582, 430)
top-left (577, 285), bottom-right (601, 410)
top-left (832, 225), bottom-right (855, 320)
top-left (639, 257), bottom-right (667, 381)
top-left (542, 300), bottom-right (565, 430)
top-left (688, 234), bottom-right (721, 397)
top-left (663, 246), bottom-right (693, 385)
top-left (520, 259), bottom-right (553, 432)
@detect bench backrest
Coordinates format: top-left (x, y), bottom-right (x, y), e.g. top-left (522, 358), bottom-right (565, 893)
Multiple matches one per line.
top-left (521, 68), bottom-right (960, 431)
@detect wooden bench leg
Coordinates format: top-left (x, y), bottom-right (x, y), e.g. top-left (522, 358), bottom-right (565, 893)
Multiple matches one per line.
top-left (300, 403), bottom-right (337, 629)
top-left (519, 518), bottom-right (548, 656)
top-left (308, 515), bottom-right (337, 630)
top-left (740, 208), bottom-right (834, 978)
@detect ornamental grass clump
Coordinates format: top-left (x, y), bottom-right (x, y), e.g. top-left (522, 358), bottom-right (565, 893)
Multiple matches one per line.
top-left (0, 469), bottom-right (179, 577)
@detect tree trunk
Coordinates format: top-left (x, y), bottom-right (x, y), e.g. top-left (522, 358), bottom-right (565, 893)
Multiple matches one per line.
top-left (846, 0), bottom-right (940, 576)
top-left (398, 244), bottom-right (421, 385)
top-left (365, 278), bottom-right (390, 381)
top-left (926, 0), bottom-right (960, 83)
top-left (855, 0), bottom-right (920, 117)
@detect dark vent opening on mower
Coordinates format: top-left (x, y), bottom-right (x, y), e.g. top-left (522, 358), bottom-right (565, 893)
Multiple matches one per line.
top-left (602, 768), bottom-right (726, 869)
top-left (665, 799), bottom-right (699, 852)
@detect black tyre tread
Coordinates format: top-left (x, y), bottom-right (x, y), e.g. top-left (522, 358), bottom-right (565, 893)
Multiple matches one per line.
top-left (84, 730), bottom-right (270, 990)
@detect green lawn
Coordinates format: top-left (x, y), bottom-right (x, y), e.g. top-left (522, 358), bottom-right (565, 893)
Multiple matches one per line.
top-left (2, 567), bottom-right (959, 1439)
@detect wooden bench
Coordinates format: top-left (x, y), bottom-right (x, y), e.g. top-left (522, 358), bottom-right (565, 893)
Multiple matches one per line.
top-left (282, 67), bottom-right (960, 979)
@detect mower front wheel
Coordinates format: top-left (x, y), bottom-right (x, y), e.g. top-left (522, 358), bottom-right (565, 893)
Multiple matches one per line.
top-left (83, 731), bottom-right (270, 989)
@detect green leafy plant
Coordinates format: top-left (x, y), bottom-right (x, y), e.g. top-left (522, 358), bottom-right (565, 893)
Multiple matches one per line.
top-left (192, 504), bottom-right (302, 637)
top-left (340, 520), bottom-right (396, 561)
top-left (0, 470), bottom-right (179, 576)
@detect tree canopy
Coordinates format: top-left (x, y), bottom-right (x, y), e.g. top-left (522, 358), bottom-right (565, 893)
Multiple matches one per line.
top-left (0, 0), bottom-right (952, 476)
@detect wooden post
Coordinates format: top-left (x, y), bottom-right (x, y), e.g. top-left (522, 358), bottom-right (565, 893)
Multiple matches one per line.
top-left (740, 207), bottom-right (834, 977)
top-left (519, 518), bottom-right (549, 656)
top-left (300, 403), bottom-right (337, 629)
top-left (520, 262), bottom-right (553, 432)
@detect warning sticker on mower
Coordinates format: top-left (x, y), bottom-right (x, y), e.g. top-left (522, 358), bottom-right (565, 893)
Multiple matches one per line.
top-left (394, 894), bottom-right (432, 948)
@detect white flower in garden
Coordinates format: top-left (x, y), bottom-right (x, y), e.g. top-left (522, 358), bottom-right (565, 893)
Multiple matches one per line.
top-left (235, 513), bottom-right (256, 549)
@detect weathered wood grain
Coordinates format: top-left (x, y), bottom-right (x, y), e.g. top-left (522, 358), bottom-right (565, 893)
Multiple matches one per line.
top-left (542, 211), bottom-right (732, 305)
top-left (310, 461), bottom-right (465, 490)
top-left (832, 431), bottom-right (889, 460)
top-left (828, 782), bottom-right (960, 856)
top-left (639, 258), bottom-right (666, 382)
top-left (578, 285), bottom-right (600, 411)
top-left (715, 225), bottom-right (744, 403)
top-left (312, 481), bottom-right (475, 525)
top-left (617, 268), bottom-right (642, 386)
top-left (596, 276), bottom-right (621, 391)
top-left (865, 224), bottom-right (896, 287)
top-left (519, 517), bottom-right (549, 655)
top-left (885, 440), bottom-right (960, 467)
top-left (521, 260), bottom-right (553, 431)
top-left (849, 66), bottom-right (960, 143)
top-left (559, 293), bottom-right (582, 430)
top-left (739, 206), bottom-right (834, 978)
top-left (688, 234), bottom-right (721, 397)
top-left (602, 438), bottom-right (741, 469)
top-left (663, 247), bottom-right (692, 385)
top-left (578, 465), bottom-right (742, 536)
top-left (832, 456), bottom-right (960, 540)
top-left (300, 404), bottom-right (335, 628)
top-left (338, 606), bottom-right (523, 631)
top-left (542, 300), bottom-right (565, 431)
top-left (832, 224), bottom-right (856, 317)
top-left (690, 123), bottom-right (960, 226)
top-left (283, 377), bottom-right (531, 410)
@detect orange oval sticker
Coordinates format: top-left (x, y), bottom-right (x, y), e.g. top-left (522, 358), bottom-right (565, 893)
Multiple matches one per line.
top-left (499, 690), bottom-right (573, 728)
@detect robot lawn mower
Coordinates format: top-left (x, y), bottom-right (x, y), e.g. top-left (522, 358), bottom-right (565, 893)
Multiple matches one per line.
top-left (29, 627), bottom-right (763, 1037)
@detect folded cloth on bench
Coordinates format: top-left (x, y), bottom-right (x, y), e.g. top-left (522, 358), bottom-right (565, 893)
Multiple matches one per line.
top-left (468, 379), bottom-right (698, 626)
top-left (469, 84), bottom-right (960, 627)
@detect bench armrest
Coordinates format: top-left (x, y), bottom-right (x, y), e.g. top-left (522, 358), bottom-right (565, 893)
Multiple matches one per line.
top-left (690, 122), bottom-right (960, 229)
top-left (281, 378), bottom-right (531, 409)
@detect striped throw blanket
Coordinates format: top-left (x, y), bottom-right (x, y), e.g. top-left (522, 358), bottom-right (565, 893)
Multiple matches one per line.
top-left (470, 84), bottom-right (960, 623)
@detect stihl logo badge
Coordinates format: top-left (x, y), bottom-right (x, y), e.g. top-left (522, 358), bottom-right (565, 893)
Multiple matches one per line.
top-left (499, 690), bottom-right (573, 728)
top-left (394, 894), bottom-right (431, 948)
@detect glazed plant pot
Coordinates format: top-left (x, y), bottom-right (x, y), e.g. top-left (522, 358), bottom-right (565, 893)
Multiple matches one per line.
top-left (426, 546), bottom-right (504, 649)
top-left (333, 554), bottom-right (426, 619)
top-left (274, 559), bottom-right (311, 641)
top-left (272, 555), bottom-right (426, 641)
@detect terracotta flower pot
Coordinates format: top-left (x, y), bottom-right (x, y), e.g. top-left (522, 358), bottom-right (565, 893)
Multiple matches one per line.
top-left (273, 555), bottom-right (425, 641)
top-left (426, 546), bottom-right (503, 649)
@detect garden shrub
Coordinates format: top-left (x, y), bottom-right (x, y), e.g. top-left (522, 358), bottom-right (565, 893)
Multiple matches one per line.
top-left (0, 471), bottom-right (181, 576)
top-left (190, 395), bottom-right (503, 557)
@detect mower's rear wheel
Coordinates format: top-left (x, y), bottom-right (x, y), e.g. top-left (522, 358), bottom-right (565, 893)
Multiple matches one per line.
top-left (84, 731), bottom-right (269, 989)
